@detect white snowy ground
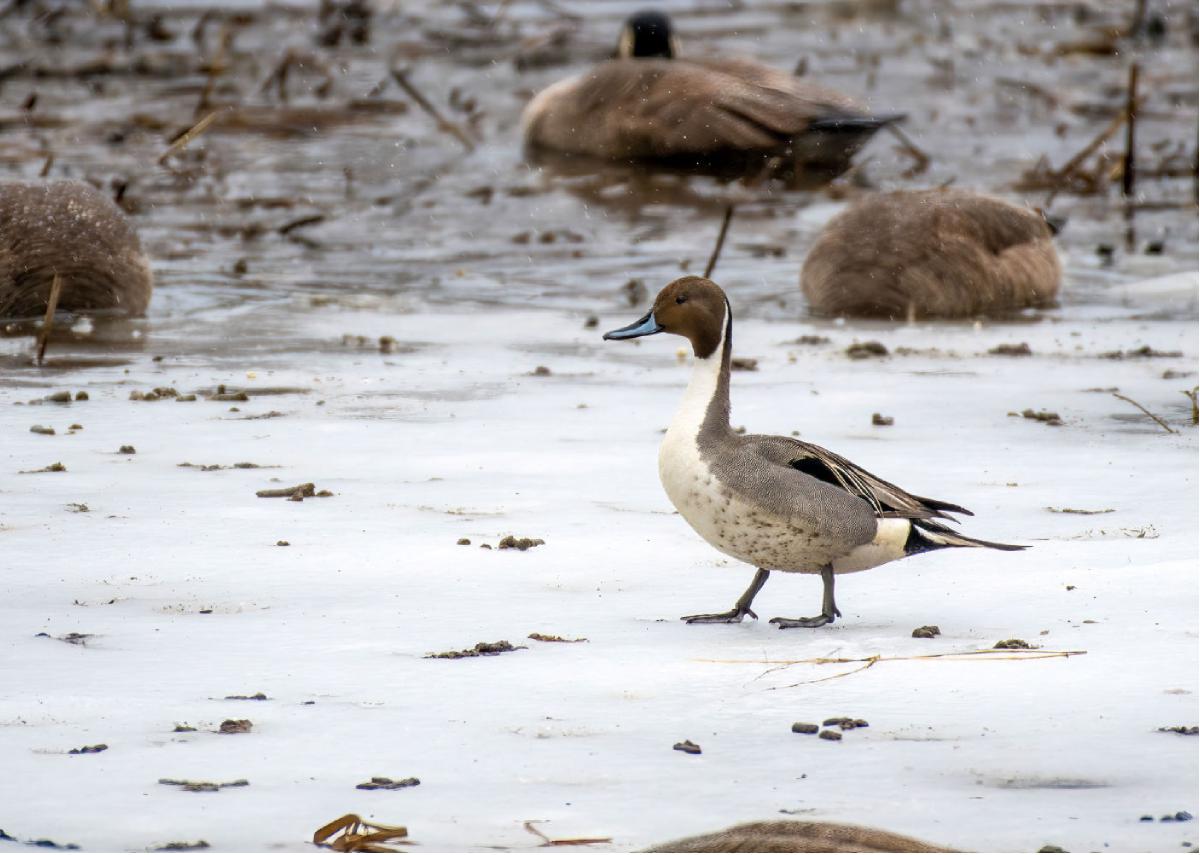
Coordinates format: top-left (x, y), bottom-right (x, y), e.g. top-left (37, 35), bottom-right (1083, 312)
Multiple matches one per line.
top-left (1, 272), bottom-right (1197, 854)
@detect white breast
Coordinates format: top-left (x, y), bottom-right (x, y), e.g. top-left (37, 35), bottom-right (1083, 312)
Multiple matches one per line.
top-left (657, 314), bottom-right (739, 559)
top-left (655, 308), bottom-right (911, 575)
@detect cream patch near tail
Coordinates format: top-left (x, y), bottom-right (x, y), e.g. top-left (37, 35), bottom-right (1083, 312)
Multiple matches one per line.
top-left (832, 517), bottom-right (911, 573)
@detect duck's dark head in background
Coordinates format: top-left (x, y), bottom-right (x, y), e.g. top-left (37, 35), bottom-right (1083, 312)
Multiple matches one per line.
top-left (617, 10), bottom-right (678, 59)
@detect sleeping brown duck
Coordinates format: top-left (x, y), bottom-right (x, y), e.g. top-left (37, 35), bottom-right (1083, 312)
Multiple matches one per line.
top-left (801, 189), bottom-right (1061, 319)
top-left (1, 181), bottom-right (153, 319)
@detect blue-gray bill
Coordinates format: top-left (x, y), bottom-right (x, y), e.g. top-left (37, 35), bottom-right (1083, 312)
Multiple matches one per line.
top-left (603, 311), bottom-right (662, 340)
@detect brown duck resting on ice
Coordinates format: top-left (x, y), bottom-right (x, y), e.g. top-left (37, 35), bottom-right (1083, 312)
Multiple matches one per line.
top-left (604, 276), bottom-right (1024, 627)
top-left (0, 180), bottom-right (153, 319)
top-left (644, 820), bottom-right (958, 853)
top-left (800, 189), bottom-right (1062, 320)
top-left (522, 10), bottom-right (902, 182)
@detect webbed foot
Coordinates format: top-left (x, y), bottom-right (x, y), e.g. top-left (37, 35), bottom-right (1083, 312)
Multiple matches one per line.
top-left (769, 611), bottom-right (836, 629)
top-left (679, 568), bottom-right (770, 625)
top-left (682, 606), bottom-right (758, 624)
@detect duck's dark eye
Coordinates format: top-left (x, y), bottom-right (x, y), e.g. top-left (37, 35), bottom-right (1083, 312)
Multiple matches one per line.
top-left (675, 294), bottom-right (688, 304)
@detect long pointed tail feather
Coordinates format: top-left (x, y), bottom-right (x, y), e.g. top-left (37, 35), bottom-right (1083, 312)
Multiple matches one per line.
top-left (907, 520), bottom-right (1026, 555)
top-left (808, 113), bottom-right (907, 133)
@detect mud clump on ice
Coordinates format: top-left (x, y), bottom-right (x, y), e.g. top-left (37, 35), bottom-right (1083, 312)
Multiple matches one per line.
top-left (159, 778), bottom-right (249, 792)
top-left (152, 842), bottom-right (210, 851)
top-left (846, 341), bottom-right (888, 359)
top-left (912, 625), bottom-right (941, 638)
top-left (355, 776), bottom-right (420, 790)
top-left (218, 719), bottom-right (253, 734)
top-left (497, 535), bottom-right (545, 550)
top-left (426, 640), bottom-right (525, 659)
top-left (528, 633), bottom-right (588, 643)
top-left (990, 342), bottom-right (1033, 356)
top-left (1019, 408), bottom-right (1063, 426)
top-left (255, 483), bottom-right (331, 500)
top-left (67, 744), bottom-right (108, 754)
top-left (824, 717), bottom-right (869, 730)
top-left (673, 740), bottom-right (702, 755)
top-left (36, 631), bottom-right (91, 645)
top-left (994, 639), bottom-right (1036, 649)
top-left (20, 462), bottom-right (66, 473)
top-left (130, 387), bottom-right (180, 401)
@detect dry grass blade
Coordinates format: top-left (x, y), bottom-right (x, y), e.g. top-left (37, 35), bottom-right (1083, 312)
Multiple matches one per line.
top-left (35, 272), bottom-right (62, 365)
top-left (885, 123), bottom-right (930, 176)
top-left (1184, 387), bottom-right (1198, 425)
top-left (197, 22), bottom-right (234, 111)
top-left (703, 204), bottom-right (735, 279)
top-left (1112, 391), bottom-right (1177, 434)
top-left (389, 66), bottom-right (475, 152)
top-left (1122, 63), bottom-right (1139, 198)
top-left (698, 648), bottom-right (1088, 689)
top-left (523, 821), bottom-right (612, 847)
top-left (313, 814), bottom-right (410, 853)
top-left (159, 109), bottom-right (225, 165)
top-left (1053, 111), bottom-right (1127, 181)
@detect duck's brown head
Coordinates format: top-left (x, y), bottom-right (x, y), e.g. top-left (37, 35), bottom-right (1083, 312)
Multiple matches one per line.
top-left (603, 276), bottom-right (729, 358)
top-left (616, 10), bottom-right (678, 59)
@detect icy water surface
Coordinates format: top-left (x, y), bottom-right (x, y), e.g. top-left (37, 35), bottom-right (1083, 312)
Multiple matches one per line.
top-left (1, 1), bottom-right (1198, 852)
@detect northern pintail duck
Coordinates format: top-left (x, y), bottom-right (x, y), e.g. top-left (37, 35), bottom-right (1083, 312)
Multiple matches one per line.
top-left (644, 820), bottom-right (957, 853)
top-left (1, 181), bottom-right (152, 319)
top-left (801, 189), bottom-right (1062, 320)
top-left (604, 276), bottom-right (1023, 627)
top-left (522, 11), bottom-right (901, 183)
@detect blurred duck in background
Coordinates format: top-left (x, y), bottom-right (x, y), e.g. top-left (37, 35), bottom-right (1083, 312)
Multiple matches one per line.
top-left (522, 10), bottom-right (903, 185)
top-left (801, 188), bottom-right (1063, 320)
top-left (643, 819), bottom-right (958, 853)
top-left (1, 180), bottom-right (152, 320)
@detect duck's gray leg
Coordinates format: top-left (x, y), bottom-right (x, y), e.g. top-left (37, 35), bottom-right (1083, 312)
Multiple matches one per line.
top-left (682, 568), bottom-right (770, 624)
top-left (770, 566), bottom-right (841, 629)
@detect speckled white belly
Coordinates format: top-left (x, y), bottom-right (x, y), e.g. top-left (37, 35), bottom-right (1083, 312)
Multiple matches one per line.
top-left (658, 426), bottom-right (834, 572)
top-left (658, 429), bottom-right (911, 574)
top-left (655, 308), bottom-right (911, 574)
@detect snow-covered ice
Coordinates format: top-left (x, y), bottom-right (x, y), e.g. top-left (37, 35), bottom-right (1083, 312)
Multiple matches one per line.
top-left (1, 268), bottom-right (1196, 853)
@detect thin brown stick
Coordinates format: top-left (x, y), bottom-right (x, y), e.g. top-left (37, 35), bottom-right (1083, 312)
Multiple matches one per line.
top-left (522, 821), bottom-right (611, 848)
top-left (1122, 63), bottom-right (1139, 198)
top-left (390, 66), bottom-right (475, 152)
top-left (772, 655), bottom-right (880, 687)
top-left (158, 108), bottom-right (224, 165)
top-left (702, 648), bottom-right (1088, 667)
top-left (1054, 110), bottom-right (1127, 180)
top-left (35, 272), bottom-right (62, 365)
top-left (197, 22), bottom-right (233, 113)
top-left (1112, 391), bottom-right (1176, 434)
top-left (39, 152), bottom-right (53, 177)
top-left (885, 123), bottom-right (930, 175)
top-left (523, 822), bottom-right (553, 846)
top-left (278, 214), bottom-right (325, 235)
top-left (703, 204), bottom-right (735, 279)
